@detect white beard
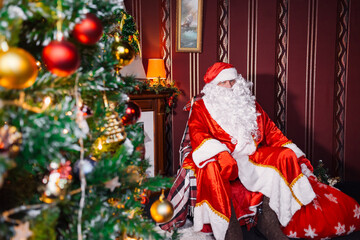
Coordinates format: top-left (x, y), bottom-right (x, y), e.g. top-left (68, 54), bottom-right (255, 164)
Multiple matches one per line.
top-left (202, 75), bottom-right (259, 147)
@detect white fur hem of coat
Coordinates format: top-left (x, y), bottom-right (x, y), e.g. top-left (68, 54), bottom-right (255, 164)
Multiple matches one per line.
top-left (235, 154), bottom-right (316, 227)
top-left (193, 202), bottom-right (229, 240)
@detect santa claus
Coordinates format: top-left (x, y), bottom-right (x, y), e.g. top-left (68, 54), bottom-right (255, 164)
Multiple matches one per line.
top-left (161, 62), bottom-right (360, 240)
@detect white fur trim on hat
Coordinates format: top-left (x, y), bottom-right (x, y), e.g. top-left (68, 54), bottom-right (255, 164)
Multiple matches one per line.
top-left (211, 68), bottom-right (238, 85)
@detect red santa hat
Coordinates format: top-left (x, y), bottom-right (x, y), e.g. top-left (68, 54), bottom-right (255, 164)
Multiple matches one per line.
top-left (204, 62), bottom-right (238, 85)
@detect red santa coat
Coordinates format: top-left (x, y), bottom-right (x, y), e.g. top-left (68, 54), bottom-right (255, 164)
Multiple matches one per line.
top-left (183, 99), bottom-right (360, 240)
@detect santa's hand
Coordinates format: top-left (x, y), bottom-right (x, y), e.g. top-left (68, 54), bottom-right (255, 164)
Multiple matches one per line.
top-left (298, 156), bottom-right (313, 172)
top-left (216, 151), bottom-right (238, 181)
top-left (298, 156), bottom-right (317, 178)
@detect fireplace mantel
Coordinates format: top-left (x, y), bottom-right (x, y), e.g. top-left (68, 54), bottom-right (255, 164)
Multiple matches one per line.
top-left (129, 91), bottom-right (172, 176)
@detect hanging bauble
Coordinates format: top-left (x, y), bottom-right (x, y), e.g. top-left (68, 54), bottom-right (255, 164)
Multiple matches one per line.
top-left (104, 111), bottom-right (127, 144)
top-left (0, 47), bottom-right (38, 89)
top-left (72, 13), bottom-right (103, 45)
top-left (111, 37), bottom-right (135, 71)
top-left (0, 124), bottom-right (22, 158)
top-left (136, 143), bottom-right (145, 160)
top-left (121, 101), bottom-right (141, 126)
top-left (73, 156), bottom-right (97, 179)
top-left (150, 189), bottom-right (174, 223)
top-left (108, 197), bottom-right (124, 209)
top-left (92, 135), bottom-right (106, 154)
top-left (42, 40), bottom-right (80, 77)
top-left (40, 161), bottom-right (72, 203)
top-left (80, 104), bottom-right (93, 118)
top-left (58, 160), bottom-right (73, 180)
top-left (116, 230), bottom-right (142, 240)
top-left (36, 60), bottom-right (42, 71)
top-left (140, 189), bottom-right (149, 205)
top-left (125, 165), bottom-right (142, 184)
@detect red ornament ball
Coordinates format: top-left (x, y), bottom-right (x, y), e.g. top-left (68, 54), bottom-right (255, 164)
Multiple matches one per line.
top-left (72, 13), bottom-right (103, 45)
top-left (122, 101), bottom-right (141, 126)
top-left (80, 104), bottom-right (93, 118)
top-left (42, 40), bottom-right (80, 77)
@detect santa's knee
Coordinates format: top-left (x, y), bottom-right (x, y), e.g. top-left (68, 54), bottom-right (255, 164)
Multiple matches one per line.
top-left (202, 160), bottom-right (222, 173)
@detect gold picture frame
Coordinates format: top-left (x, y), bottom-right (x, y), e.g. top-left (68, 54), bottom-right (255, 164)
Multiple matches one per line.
top-left (176, 0), bottom-right (203, 52)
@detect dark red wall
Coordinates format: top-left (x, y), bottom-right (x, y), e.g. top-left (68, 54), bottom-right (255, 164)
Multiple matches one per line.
top-left (126, 0), bottom-right (360, 181)
top-left (345, 0), bottom-right (360, 181)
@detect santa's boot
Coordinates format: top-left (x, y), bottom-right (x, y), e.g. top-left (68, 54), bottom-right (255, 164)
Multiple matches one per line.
top-left (257, 196), bottom-right (288, 240)
top-left (225, 200), bottom-right (243, 240)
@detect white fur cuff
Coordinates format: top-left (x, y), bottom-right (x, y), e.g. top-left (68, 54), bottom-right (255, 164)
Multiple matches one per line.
top-left (192, 139), bottom-right (230, 168)
top-left (301, 163), bottom-right (315, 178)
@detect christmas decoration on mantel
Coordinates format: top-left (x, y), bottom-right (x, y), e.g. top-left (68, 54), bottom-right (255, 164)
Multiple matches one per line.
top-left (129, 79), bottom-right (182, 113)
top-left (0, 1), bottom-right (172, 240)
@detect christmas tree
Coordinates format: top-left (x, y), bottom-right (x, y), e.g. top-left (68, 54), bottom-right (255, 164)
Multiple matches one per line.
top-left (0, 0), bottom-right (173, 239)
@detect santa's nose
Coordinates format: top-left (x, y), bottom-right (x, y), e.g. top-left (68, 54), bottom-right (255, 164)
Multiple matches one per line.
top-left (228, 80), bottom-right (236, 87)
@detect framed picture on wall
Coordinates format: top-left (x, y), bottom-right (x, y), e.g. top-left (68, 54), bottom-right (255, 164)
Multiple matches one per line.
top-left (176, 0), bottom-right (203, 52)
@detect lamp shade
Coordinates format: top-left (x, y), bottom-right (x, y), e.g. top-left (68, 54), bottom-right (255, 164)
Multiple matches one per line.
top-left (146, 58), bottom-right (166, 79)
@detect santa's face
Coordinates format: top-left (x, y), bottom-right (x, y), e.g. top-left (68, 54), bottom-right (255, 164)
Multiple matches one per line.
top-left (202, 75), bottom-right (259, 143)
top-left (217, 79), bottom-right (236, 88)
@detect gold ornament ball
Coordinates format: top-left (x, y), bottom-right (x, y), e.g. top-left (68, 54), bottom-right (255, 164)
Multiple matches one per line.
top-left (150, 198), bottom-right (174, 223)
top-left (0, 47), bottom-right (38, 89)
top-left (111, 39), bottom-right (135, 69)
